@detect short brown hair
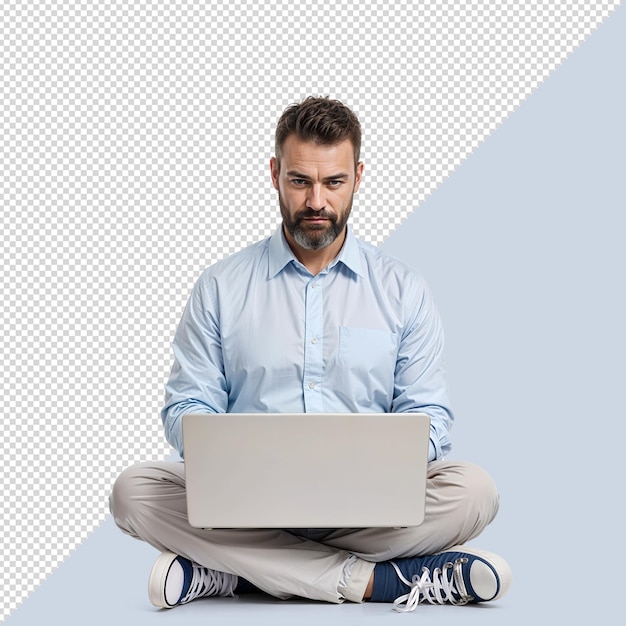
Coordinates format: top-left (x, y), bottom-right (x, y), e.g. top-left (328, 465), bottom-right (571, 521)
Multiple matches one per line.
top-left (274, 96), bottom-right (362, 170)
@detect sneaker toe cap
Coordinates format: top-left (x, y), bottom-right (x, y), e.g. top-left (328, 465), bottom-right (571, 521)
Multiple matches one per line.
top-left (468, 553), bottom-right (512, 602)
top-left (164, 559), bottom-right (185, 606)
top-left (469, 560), bottom-right (498, 601)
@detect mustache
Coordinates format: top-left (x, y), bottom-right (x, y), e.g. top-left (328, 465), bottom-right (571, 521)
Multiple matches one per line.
top-left (295, 209), bottom-right (336, 220)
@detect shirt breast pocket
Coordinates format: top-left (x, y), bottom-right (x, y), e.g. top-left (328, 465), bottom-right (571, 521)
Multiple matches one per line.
top-left (338, 326), bottom-right (397, 372)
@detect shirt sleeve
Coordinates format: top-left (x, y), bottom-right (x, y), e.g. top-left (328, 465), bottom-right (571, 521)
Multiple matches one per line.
top-left (160, 271), bottom-right (228, 457)
top-left (391, 276), bottom-right (454, 461)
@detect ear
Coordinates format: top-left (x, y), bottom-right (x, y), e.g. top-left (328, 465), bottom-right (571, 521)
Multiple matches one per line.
top-left (270, 156), bottom-right (280, 190)
top-left (353, 161), bottom-right (364, 193)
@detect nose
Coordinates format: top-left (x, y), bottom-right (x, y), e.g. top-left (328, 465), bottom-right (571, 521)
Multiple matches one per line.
top-left (306, 184), bottom-right (326, 211)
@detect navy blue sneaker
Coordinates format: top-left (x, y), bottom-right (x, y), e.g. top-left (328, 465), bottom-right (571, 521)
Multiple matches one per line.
top-left (148, 551), bottom-right (238, 608)
top-left (373, 546), bottom-right (512, 612)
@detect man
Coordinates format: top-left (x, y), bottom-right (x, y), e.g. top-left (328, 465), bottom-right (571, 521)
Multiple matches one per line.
top-left (109, 96), bottom-right (511, 612)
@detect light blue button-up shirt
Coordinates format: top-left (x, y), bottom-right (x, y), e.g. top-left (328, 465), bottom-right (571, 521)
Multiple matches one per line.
top-left (162, 226), bottom-right (453, 462)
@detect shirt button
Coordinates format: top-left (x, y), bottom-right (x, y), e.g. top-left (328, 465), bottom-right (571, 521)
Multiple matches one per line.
top-left (308, 381), bottom-right (316, 390)
top-left (311, 282), bottom-right (318, 289)
top-left (311, 337), bottom-right (318, 344)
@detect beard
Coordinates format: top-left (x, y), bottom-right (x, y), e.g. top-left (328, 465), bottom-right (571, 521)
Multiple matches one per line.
top-left (279, 192), bottom-right (353, 251)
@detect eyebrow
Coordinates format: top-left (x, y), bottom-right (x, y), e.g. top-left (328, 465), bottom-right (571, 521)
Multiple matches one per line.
top-left (285, 170), bottom-right (350, 181)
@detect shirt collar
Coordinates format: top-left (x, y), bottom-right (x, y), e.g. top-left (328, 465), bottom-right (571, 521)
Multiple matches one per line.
top-left (268, 225), bottom-right (364, 279)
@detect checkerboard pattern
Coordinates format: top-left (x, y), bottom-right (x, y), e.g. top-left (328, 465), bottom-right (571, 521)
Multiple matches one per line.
top-left (1, 1), bottom-right (620, 620)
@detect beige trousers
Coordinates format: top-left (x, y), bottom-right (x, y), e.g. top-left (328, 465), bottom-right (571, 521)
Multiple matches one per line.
top-left (109, 459), bottom-right (499, 604)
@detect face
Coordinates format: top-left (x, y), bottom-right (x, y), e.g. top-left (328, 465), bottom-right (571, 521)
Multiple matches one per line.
top-left (270, 135), bottom-right (363, 252)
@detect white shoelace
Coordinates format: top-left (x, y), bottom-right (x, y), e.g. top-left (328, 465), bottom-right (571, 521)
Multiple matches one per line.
top-left (181, 563), bottom-right (238, 604)
top-left (391, 558), bottom-right (472, 612)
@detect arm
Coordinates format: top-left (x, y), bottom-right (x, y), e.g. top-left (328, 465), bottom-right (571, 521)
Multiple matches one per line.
top-left (392, 277), bottom-right (453, 462)
top-left (160, 271), bottom-right (228, 457)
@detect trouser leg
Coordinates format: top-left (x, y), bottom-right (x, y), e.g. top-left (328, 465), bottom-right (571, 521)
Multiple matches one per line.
top-left (320, 459), bottom-right (501, 560)
top-left (108, 461), bottom-right (363, 603)
top-left (301, 459), bottom-right (500, 601)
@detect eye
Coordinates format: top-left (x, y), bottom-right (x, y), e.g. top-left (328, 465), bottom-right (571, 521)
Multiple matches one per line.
top-left (327, 180), bottom-right (344, 187)
top-left (291, 178), bottom-right (308, 186)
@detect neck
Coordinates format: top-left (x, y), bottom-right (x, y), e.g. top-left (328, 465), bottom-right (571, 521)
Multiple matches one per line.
top-left (283, 226), bottom-right (347, 276)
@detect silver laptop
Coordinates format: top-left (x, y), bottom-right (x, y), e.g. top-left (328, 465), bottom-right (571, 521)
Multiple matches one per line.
top-left (183, 412), bottom-right (430, 529)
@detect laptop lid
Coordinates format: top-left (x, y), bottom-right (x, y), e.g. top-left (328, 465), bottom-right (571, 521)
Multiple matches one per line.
top-left (183, 412), bottom-right (430, 529)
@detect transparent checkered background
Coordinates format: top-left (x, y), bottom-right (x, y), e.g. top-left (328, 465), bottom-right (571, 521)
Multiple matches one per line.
top-left (0, 0), bottom-right (621, 621)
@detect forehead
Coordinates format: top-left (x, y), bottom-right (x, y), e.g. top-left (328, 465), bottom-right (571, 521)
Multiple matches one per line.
top-left (279, 135), bottom-right (355, 175)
